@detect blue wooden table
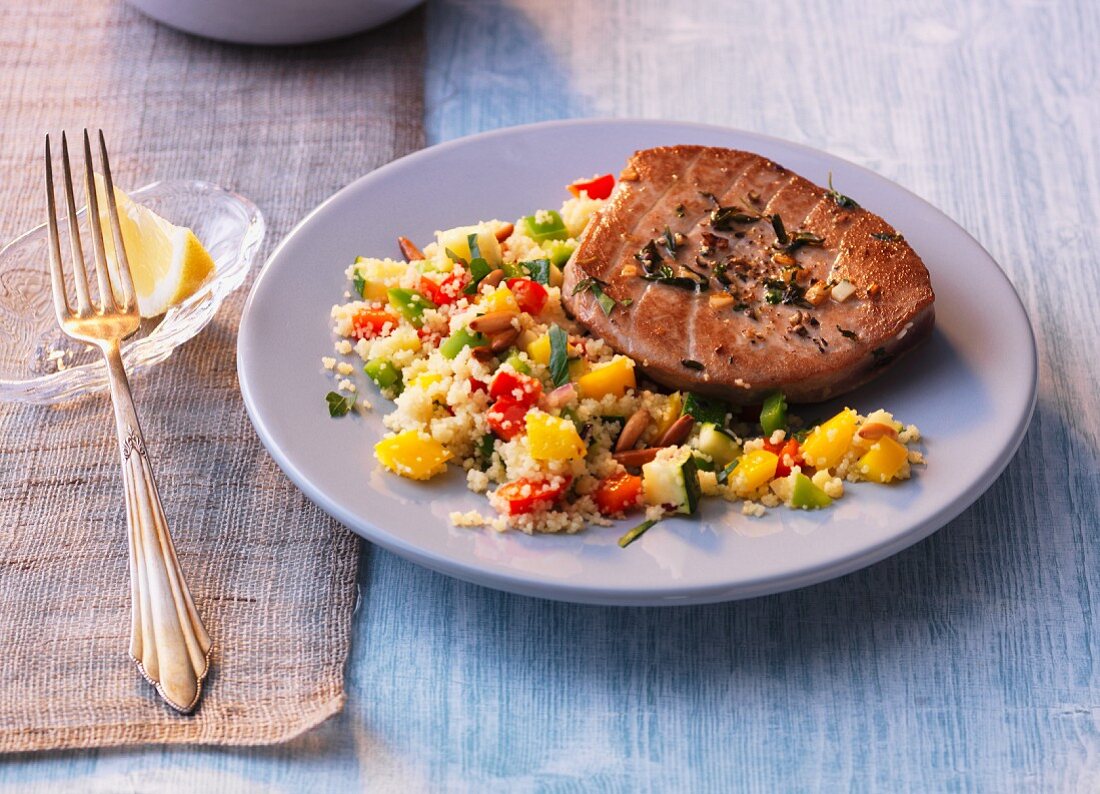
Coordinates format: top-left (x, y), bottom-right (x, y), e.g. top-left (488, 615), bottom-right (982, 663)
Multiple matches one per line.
top-left (4, 0), bottom-right (1099, 790)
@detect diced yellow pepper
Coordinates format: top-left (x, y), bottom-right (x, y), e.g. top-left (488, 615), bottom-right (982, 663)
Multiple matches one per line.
top-left (436, 224), bottom-right (503, 267)
top-left (478, 285), bottom-right (520, 314)
top-left (410, 373), bottom-right (443, 389)
top-left (857, 436), bottom-right (909, 482)
top-left (525, 332), bottom-right (578, 366)
top-left (576, 356), bottom-right (636, 400)
top-left (374, 429), bottom-right (451, 480)
top-left (800, 408), bottom-right (858, 470)
top-left (526, 411), bottom-right (587, 461)
top-left (731, 449), bottom-right (779, 495)
top-left (653, 392), bottom-right (682, 438)
top-left (353, 258), bottom-right (409, 302)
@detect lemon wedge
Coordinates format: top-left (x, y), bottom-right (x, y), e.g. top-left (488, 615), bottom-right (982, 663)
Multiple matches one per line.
top-left (94, 174), bottom-right (216, 317)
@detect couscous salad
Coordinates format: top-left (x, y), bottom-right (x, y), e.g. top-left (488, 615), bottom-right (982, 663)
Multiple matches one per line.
top-left (321, 174), bottom-right (924, 545)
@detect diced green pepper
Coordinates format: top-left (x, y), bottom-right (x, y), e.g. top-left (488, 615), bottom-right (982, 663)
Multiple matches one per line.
top-left (520, 210), bottom-right (568, 243)
top-left (504, 353), bottom-right (531, 374)
top-left (440, 327), bottom-right (487, 359)
top-left (682, 392), bottom-right (728, 426)
top-left (544, 239), bottom-right (576, 267)
top-left (760, 390), bottom-right (788, 435)
top-left (790, 472), bottom-right (832, 509)
top-left (364, 358), bottom-right (403, 394)
top-left (387, 287), bottom-right (436, 328)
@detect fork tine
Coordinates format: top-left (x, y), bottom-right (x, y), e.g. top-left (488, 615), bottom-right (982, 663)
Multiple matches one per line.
top-left (97, 130), bottom-right (137, 314)
top-left (60, 132), bottom-right (94, 316)
top-left (81, 128), bottom-right (116, 313)
top-left (44, 135), bottom-right (71, 323)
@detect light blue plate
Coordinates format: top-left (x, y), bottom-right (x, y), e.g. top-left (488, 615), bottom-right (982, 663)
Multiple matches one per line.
top-left (237, 119), bottom-right (1037, 605)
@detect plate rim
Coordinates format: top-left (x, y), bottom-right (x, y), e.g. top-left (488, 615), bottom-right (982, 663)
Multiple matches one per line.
top-left (238, 117), bottom-right (1038, 605)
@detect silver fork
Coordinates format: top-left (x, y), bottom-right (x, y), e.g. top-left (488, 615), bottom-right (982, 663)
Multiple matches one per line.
top-left (45, 130), bottom-right (211, 713)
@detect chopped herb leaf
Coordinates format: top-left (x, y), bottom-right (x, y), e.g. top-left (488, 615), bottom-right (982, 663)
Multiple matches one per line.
top-left (572, 276), bottom-right (621, 315)
top-left (645, 275), bottom-right (707, 291)
top-left (827, 172), bottom-right (860, 209)
top-left (836, 325), bottom-right (859, 341)
top-left (635, 239), bottom-right (664, 272)
top-left (462, 256), bottom-right (492, 294)
top-left (775, 230), bottom-right (826, 253)
top-left (770, 213), bottom-right (790, 246)
top-left (662, 226), bottom-right (678, 258)
top-left (596, 290), bottom-right (618, 315)
top-left (681, 358), bottom-right (705, 371)
top-left (620, 298), bottom-right (633, 307)
top-left (619, 518), bottom-right (660, 548)
top-left (716, 459), bottom-right (739, 485)
top-left (352, 271), bottom-right (367, 298)
top-left (523, 258), bottom-right (551, 285)
top-left (548, 324), bottom-right (570, 387)
top-left (765, 287), bottom-right (783, 304)
top-left (466, 232), bottom-right (482, 262)
top-left (475, 433), bottom-right (496, 470)
top-left (871, 231), bottom-right (904, 242)
top-left (444, 247), bottom-right (466, 265)
top-left (325, 391), bottom-right (356, 417)
top-left (675, 203), bottom-right (686, 217)
top-left (711, 206), bottom-right (760, 231)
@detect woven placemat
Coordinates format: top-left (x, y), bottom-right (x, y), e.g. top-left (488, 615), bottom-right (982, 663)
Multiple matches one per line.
top-left (0, 2), bottom-right (423, 751)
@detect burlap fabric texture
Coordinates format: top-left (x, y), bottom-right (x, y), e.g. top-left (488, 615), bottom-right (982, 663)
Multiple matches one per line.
top-left (0, 2), bottom-right (424, 751)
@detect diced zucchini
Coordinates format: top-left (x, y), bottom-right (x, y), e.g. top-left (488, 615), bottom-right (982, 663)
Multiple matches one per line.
top-left (642, 449), bottom-right (702, 515)
top-left (693, 454), bottom-right (715, 472)
top-left (694, 423), bottom-right (741, 468)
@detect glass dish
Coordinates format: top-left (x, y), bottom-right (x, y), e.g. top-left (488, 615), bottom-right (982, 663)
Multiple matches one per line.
top-left (0, 180), bottom-right (264, 404)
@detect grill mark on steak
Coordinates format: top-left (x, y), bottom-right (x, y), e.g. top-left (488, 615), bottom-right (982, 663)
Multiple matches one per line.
top-left (563, 146), bottom-right (936, 403)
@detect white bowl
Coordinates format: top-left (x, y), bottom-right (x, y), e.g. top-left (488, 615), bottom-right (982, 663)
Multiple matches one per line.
top-left (125, 0), bottom-right (423, 46)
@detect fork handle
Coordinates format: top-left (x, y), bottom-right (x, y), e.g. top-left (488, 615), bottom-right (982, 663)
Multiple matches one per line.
top-left (101, 340), bottom-right (212, 713)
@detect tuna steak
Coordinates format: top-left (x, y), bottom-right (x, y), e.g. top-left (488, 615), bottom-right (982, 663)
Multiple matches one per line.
top-left (562, 146), bottom-right (935, 404)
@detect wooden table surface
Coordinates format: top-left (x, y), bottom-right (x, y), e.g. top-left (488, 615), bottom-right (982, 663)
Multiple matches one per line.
top-left (3, 0), bottom-right (1099, 790)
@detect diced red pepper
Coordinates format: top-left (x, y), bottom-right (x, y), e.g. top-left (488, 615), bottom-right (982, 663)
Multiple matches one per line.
top-left (419, 272), bottom-right (467, 306)
top-left (495, 476), bottom-right (572, 515)
top-left (764, 438), bottom-right (804, 478)
top-left (469, 377), bottom-right (488, 394)
top-left (350, 308), bottom-right (398, 339)
top-left (486, 400), bottom-right (529, 441)
top-left (593, 472), bottom-right (643, 516)
top-left (567, 173), bottom-right (615, 200)
top-left (489, 370), bottom-right (542, 407)
top-left (505, 277), bottom-right (548, 316)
